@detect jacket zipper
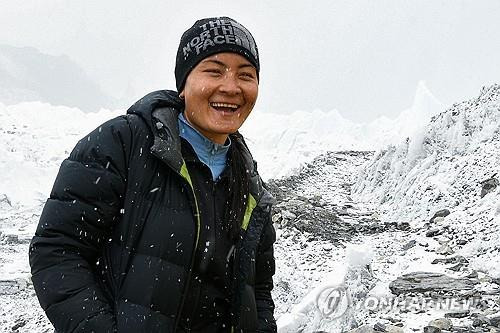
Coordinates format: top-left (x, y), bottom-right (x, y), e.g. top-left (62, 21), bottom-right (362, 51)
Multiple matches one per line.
top-left (230, 237), bottom-right (241, 332)
top-left (186, 175), bottom-right (218, 328)
top-left (174, 164), bottom-right (201, 332)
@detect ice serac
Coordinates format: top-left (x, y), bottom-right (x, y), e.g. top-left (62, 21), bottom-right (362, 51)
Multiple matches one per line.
top-left (392, 80), bottom-right (443, 140)
top-left (353, 84), bottom-right (500, 276)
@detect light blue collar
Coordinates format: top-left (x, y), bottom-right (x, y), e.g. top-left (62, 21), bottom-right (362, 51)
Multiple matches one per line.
top-left (178, 112), bottom-right (231, 181)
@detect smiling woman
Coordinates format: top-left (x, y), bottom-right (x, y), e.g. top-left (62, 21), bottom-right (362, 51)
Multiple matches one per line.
top-left (29, 17), bottom-right (276, 333)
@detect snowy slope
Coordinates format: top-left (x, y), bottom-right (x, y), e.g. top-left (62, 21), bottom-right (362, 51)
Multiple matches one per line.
top-left (353, 84), bottom-right (500, 278)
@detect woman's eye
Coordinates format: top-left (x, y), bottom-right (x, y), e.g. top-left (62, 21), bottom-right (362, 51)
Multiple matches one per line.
top-left (205, 69), bottom-right (222, 75)
top-left (240, 72), bottom-right (256, 80)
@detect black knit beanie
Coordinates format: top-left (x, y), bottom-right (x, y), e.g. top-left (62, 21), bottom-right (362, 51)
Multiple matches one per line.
top-left (175, 17), bottom-right (260, 92)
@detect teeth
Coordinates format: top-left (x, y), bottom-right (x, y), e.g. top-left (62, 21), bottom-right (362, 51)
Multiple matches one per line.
top-left (211, 102), bottom-right (239, 109)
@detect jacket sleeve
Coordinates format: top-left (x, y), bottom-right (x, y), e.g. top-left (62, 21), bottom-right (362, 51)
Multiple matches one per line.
top-left (29, 115), bottom-right (133, 333)
top-left (254, 203), bottom-right (277, 333)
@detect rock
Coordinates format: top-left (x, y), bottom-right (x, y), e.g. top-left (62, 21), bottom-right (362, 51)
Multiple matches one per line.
top-left (444, 310), bottom-right (469, 318)
top-left (347, 325), bottom-right (376, 333)
top-left (428, 318), bottom-right (452, 330)
top-left (389, 272), bottom-right (478, 296)
top-left (11, 318), bottom-right (26, 331)
top-left (373, 323), bottom-right (386, 331)
top-left (466, 271), bottom-right (478, 279)
top-left (472, 315), bottom-right (492, 327)
top-left (423, 326), bottom-right (441, 333)
top-left (5, 234), bottom-right (20, 244)
top-left (426, 228), bottom-right (444, 237)
top-left (387, 257), bottom-right (396, 264)
top-left (448, 263), bottom-right (464, 272)
top-left (456, 239), bottom-right (468, 245)
top-left (338, 208), bottom-right (350, 216)
top-left (436, 244), bottom-right (454, 255)
top-left (437, 236), bottom-right (452, 245)
top-left (0, 278), bottom-right (29, 295)
top-left (480, 177), bottom-right (499, 198)
top-left (432, 256), bottom-right (468, 265)
top-left (491, 315), bottom-right (500, 327)
top-left (452, 326), bottom-right (477, 333)
top-left (385, 324), bottom-right (404, 333)
top-left (281, 210), bottom-right (297, 221)
top-left (396, 222), bottom-right (411, 231)
top-left (430, 209), bottom-right (451, 223)
top-left (0, 193), bottom-right (12, 206)
top-left (402, 240), bottom-right (417, 251)
top-left (432, 216), bottom-right (445, 224)
top-left (492, 277), bottom-right (500, 286)
top-left (286, 199), bottom-right (307, 209)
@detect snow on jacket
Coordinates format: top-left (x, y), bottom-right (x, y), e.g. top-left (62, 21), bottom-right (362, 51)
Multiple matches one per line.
top-left (29, 90), bottom-right (277, 332)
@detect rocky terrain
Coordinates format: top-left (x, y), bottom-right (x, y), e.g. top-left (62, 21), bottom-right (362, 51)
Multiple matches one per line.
top-left (0, 201), bottom-right (52, 332)
top-left (270, 150), bottom-right (499, 332)
top-left (273, 85), bottom-right (500, 332)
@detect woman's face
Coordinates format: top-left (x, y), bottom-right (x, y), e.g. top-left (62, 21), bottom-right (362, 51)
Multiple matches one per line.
top-left (180, 52), bottom-right (258, 144)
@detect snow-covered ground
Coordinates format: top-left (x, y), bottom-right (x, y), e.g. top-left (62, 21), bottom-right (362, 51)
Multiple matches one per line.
top-left (274, 84), bottom-right (500, 332)
top-left (1, 83), bottom-right (499, 332)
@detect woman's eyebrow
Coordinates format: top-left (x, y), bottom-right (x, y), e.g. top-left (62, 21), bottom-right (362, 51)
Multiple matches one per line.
top-left (238, 63), bottom-right (255, 69)
top-left (202, 59), bottom-right (225, 66)
top-left (202, 59), bottom-right (254, 69)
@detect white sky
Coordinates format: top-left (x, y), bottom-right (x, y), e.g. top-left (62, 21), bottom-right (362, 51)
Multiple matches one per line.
top-left (1, 0), bottom-right (499, 122)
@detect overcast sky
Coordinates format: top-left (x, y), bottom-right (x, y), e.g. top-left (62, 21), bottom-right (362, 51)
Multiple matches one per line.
top-left (1, 0), bottom-right (499, 122)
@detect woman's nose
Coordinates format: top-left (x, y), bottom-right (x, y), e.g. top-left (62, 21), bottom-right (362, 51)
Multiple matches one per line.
top-left (218, 72), bottom-right (242, 95)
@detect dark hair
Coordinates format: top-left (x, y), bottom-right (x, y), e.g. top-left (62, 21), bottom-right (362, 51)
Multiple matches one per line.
top-left (226, 132), bottom-right (250, 242)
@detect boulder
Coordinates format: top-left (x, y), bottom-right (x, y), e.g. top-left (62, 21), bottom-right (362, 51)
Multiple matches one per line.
top-left (432, 256), bottom-right (468, 265)
top-left (423, 326), bottom-right (441, 333)
top-left (480, 177), bottom-right (499, 198)
top-left (472, 315), bottom-right (491, 327)
top-left (389, 272), bottom-right (478, 295)
top-left (430, 209), bottom-right (451, 223)
top-left (444, 310), bottom-right (469, 318)
top-left (385, 324), bottom-right (404, 333)
top-left (436, 244), bottom-right (454, 255)
top-left (428, 318), bottom-right (452, 330)
top-left (402, 240), bottom-right (417, 251)
top-left (347, 325), bottom-right (376, 333)
top-left (426, 228), bottom-right (444, 237)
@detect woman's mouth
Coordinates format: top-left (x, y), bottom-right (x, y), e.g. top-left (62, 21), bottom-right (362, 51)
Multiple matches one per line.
top-left (210, 102), bottom-right (240, 113)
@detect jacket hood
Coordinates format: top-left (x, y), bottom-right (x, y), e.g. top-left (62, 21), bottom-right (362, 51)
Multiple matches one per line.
top-left (127, 90), bottom-right (184, 129)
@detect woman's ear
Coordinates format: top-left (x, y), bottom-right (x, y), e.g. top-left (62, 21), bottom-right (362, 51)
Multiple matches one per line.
top-left (179, 91), bottom-right (185, 100)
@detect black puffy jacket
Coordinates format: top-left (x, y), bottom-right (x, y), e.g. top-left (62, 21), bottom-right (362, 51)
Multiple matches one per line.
top-left (29, 90), bottom-right (277, 332)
